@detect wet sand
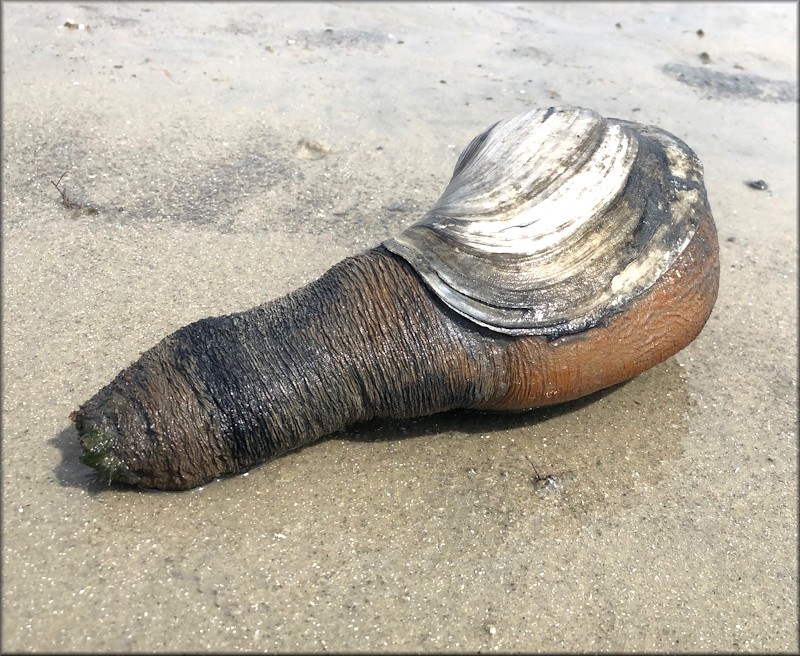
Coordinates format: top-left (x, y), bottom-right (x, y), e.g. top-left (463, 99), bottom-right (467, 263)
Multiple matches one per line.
top-left (2, 2), bottom-right (797, 652)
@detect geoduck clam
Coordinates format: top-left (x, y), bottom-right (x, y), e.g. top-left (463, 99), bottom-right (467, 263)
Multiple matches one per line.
top-left (72, 106), bottom-right (720, 490)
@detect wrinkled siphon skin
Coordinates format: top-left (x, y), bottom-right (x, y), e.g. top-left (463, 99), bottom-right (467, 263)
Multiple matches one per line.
top-left (72, 212), bottom-right (719, 490)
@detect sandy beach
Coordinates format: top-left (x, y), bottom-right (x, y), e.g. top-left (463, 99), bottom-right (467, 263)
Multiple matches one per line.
top-left (2, 2), bottom-right (797, 652)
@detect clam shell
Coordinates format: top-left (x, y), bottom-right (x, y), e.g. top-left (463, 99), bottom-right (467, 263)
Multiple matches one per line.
top-left (383, 106), bottom-right (710, 336)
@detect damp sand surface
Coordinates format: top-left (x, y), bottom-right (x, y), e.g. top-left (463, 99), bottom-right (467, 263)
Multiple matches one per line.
top-left (2, 2), bottom-right (797, 652)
